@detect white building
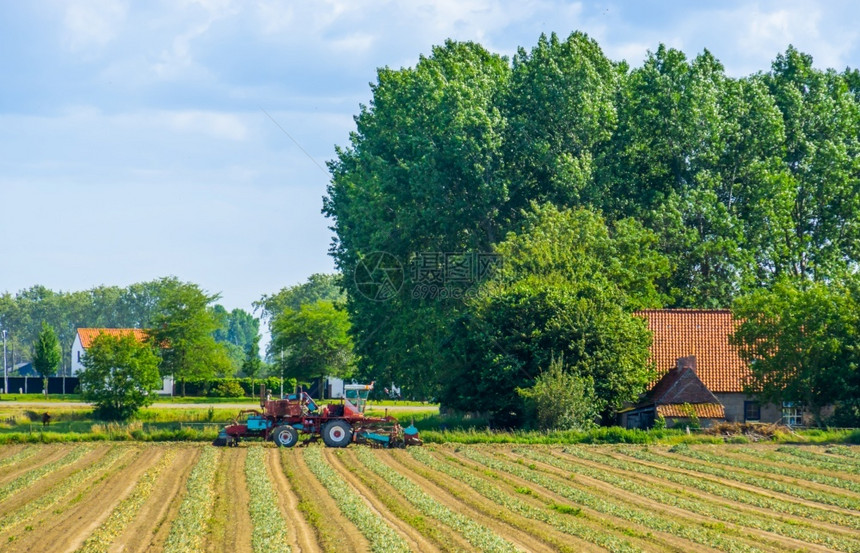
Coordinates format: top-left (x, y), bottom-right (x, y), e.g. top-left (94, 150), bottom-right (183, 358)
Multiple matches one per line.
top-left (71, 328), bottom-right (173, 395)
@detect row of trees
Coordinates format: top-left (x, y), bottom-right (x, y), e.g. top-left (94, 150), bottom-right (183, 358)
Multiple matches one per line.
top-left (324, 32), bottom-right (860, 426)
top-left (0, 277), bottom-right (260, 377)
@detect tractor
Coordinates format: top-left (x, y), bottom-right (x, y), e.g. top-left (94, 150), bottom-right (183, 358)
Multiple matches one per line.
top-left (212, 382), bottom-right (421, 448)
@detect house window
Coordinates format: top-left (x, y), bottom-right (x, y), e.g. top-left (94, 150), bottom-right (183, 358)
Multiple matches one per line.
top-left (744, 401), bottom-right (761, 422)
top-left (782, 402), bottom-right (804, 427)
top-left (77, 351), bottom-right (81, 362)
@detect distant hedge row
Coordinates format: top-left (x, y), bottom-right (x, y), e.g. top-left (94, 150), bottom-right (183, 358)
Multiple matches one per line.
top-left (177, 377), bottom-right (298, 397)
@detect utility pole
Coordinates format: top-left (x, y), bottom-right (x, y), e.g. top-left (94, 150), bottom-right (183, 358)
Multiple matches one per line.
top-left (2, 329), bottom-right (7, 394)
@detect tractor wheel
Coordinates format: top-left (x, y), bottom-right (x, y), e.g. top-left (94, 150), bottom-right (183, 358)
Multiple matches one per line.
top-left (273, 426), bottom-right (299, 448)
top-left (322, 420), bottom-right (352, 448)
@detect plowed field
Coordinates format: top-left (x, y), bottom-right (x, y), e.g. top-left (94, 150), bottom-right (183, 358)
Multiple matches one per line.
top-left (0, 442), bottom-right (857, 552)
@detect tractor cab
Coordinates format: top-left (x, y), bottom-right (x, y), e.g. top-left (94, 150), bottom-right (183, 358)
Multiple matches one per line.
top-left (344, 383), bottom-right (373, 415)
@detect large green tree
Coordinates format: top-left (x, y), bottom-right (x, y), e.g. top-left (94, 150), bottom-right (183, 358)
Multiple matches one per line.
top-left (325, 40), bottom-right (511, 399)
top-left (269, 300), bottom-right (354, 388)
top-left (147, 278), bottom-right (231, 395)
top-left (731, 276), bottom-right (860, 424)
top-left (79, 332), bottom-right (162, 419)
top-left (32, 321), bottom-right (61, 379)
top-left (440, 204), bottom-right (663, 425)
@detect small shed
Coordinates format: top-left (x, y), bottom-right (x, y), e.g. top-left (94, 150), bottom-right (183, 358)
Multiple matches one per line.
top-left (622, 356), bottom-right (725, 429)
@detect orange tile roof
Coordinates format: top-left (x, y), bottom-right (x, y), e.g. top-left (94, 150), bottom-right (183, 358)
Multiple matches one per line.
top-left (76, 328), bottom-right (148, 348)
top-left (657, 403), bottom-right (726, 419)
top-left (635, 310), bottom-right (750, 393)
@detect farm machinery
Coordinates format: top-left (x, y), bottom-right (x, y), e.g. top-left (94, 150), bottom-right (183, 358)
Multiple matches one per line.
top-left (213, 382), bottom-right (422, 448)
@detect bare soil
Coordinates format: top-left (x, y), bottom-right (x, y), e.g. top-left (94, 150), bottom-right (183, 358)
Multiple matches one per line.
top-left (264, 447), bottom-right (321, 553)
top-left (3, 445), bottom-right (153, 553)
top-left (323, 448), bottom-right (440, 553)
top-left (207, 447), bottom-right (254, 553)
top-left (282, 448), bottom-right (369, 553)
top-left (109, 445), bottom-right (201, 553)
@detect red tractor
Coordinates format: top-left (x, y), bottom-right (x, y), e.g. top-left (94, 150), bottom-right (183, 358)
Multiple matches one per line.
top-left (213, 382), bottom-right (421, 448)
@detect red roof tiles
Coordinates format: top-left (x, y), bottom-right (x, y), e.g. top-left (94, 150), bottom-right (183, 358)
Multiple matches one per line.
top-left (657, 403), bottom-right (726, 419)
top-left (76, 328), bottom-right (148, 348)
top-left (635, 309), bottom-right (750, 393)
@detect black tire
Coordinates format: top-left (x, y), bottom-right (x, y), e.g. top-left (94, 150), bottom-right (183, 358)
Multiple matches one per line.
top-left (322, 420), bottom-right (353, 448)
top-left (273, 425), bottom-right (299, 448)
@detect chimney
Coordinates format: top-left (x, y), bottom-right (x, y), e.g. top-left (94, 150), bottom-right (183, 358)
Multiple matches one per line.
top-left (676, 355), bottom-right (696, 371)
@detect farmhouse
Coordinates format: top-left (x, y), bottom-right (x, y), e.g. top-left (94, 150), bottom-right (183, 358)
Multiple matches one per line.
top-left (621, 309), bottom-right (788, 429)
top-left (71, 328), bottom-right (173, 394)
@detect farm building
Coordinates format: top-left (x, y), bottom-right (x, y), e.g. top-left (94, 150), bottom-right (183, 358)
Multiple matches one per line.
top-left (71, 328), bottom-right (173, 394)
top-left (621, 309), bottom-right (792, 429)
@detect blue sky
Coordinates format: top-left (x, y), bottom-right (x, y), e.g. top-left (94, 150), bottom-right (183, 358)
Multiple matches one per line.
top-left (1, 0), bottom-right (858, 316)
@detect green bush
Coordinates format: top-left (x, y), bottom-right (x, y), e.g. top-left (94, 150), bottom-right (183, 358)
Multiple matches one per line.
top-left (208, 380), bottom-right (245, 398)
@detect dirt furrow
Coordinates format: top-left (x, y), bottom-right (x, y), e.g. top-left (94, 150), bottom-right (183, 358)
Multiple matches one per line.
top-left (322, 447), bottom-right (439, 552)
top-left (608, 448), bottom-right (860, 518)
top-left (370, 448), bottom-right (559, 553)
top-left (503, 448), bottom-right (830, 553)
top-left (442, 446), bottom-right (698, 553)
top-left (265, 447), bottom-right (320, 553)
top-left (281, 448), bottom-right (368, 553)
top-left (554, 446), bottom-right (860, 541)
top-left (0, 445), bottom-right (109, 516)
top-left (0, 444), bottom-right (77, 487)
top-left (110, 445), bottom-right (201, 553)
top-left (391, 448), bottom-right (603, 553)
top-left (3, 445), bottom-right (152, 553)
top-left (207, 447), bottom-right (253, 553)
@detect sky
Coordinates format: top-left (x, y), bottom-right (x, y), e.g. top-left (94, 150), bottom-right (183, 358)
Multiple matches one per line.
top-left (1, 0), bottom-right (858, 318)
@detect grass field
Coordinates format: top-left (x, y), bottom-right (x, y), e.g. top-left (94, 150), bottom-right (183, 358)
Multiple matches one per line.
top-left (0, 442), bottom-right (857, 552)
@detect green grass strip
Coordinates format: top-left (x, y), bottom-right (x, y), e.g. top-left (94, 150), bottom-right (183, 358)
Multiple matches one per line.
top-left (568, 446), bottom-right (860, 531)
top-left (163, 446), bottom-right (220, 553)
top-left (0, 445), bottom-right (131, 535)
top-left (245, 446), bottom-right (291, 553)
top-left (409, 447), bottom-right (640, 553)
top-left (518, 448), bottom-right (860, 553)
top-left (303, 447), bottom-right (409, 553)
top-left (0, 445), bottom-right (91, 502)
top-left (354, 448), bottom-right (518, 553)
top-left (75, 448), bottom-right (177, 553)
top-left (462, 448), bottom-right (763, 553)
top-left (0, 446), bottom-right (39, 469)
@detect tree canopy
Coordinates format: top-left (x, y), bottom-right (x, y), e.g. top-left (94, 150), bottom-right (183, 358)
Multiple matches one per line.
top-left (79, 332), bottom-right (162, 420)
top-left (269, 300), bottom-right (354, 386)
top-left (324, 32), bottom-right (860, 420)
top-left (33, 322), bottom-right (61, 379)
top-left (147, 278), bottom-right (232, 394)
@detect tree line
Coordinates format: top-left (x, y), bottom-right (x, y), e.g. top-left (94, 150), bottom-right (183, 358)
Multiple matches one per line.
top-left (0, 277), bottom-right (259, 379)
top-left (324, 32), bottom-right (860, 426)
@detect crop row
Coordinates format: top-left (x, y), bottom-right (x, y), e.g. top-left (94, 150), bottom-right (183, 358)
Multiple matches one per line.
top-left (515, 447), bottom-right (860, 553)
top-left (245, 447), bottom-right (291, 553)
top-left (621, 447), bottom-right (859, 510)
top-left (409, 447), bottom-right (640, 553)
top-left (163, 446), bottom-right (220, 553)
top-left (754, 446), bottom-right (860, 473)
top-left (827, 446), bottom-right (860, 460)
top-left (461, 447), bottom-right (763, 553)
top-left (1, 445), bottom-right (132, 537)
top-left (353, 447), bottom-right (518, 553)
top-left (681, 447), bottom-right (860, 496)
top-left (562, 446), bottom-right (860, 531)
top-left (0, 445), bottom-right (91, 503)
top-left (302, 447), bottom-right (409, 553)
top-left (76, 448), bottom-right (177, 553)
top-left (0, 446), bottom-right (38, 469)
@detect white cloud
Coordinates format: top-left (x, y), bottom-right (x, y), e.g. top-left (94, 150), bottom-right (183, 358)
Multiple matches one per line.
top-left (166, 110), bottom-right (248, 140)
top-left (62, 0), bottom-right (128, 52)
